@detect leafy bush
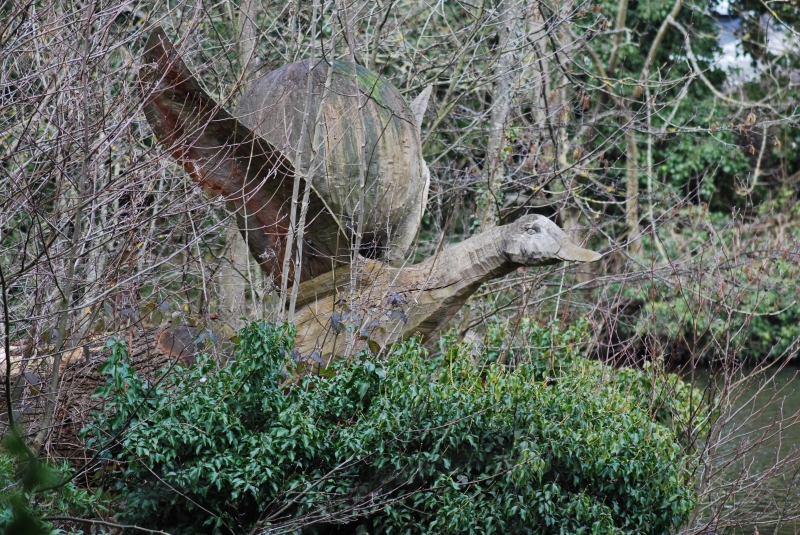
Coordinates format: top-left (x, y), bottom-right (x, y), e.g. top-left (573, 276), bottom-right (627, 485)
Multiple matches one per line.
top-left (476, 317), bottom-right (707, 437)
top-left (632, 199), bottom-right (800, 361)
top-left (0, 429), bottom-right (53, 535)
top-left (0, 428), bottom-right (106, 535)
top-left (87, 320), bottom-right (695, 534)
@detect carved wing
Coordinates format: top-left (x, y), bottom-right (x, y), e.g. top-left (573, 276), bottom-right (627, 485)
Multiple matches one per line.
top-left (140, 27), bottom-right (348, 284)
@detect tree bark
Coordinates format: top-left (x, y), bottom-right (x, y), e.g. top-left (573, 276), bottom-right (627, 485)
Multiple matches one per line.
top-left (217, 0), bottom-right (263, 328)
top-left (624, 123), bottom-right (640, 246)
top-left (479, 0), bottom-right (521, 230)
top-left (607, 0), bottom-right (630, 77)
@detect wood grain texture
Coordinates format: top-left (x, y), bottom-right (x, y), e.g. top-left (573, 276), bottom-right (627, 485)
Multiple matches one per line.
top-left (291, 215), bottom-right (600, 364)
top-left (140, 27), bottom-right (349, 284)
top-left (237, 60), bottom-right (428, 263)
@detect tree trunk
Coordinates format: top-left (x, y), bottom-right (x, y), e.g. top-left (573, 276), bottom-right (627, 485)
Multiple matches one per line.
top-left (217, 0), bottom-right (264, 328)
top-left (479, 0), bottom-right (521, 230)
top-left (624, 119), bottom-right (640, 249)
top-left (219, 219), bottom-right (251, 328)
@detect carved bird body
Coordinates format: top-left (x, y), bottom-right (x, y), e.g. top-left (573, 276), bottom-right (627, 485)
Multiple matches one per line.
top-left (139, 27), bottom-right (601, 364)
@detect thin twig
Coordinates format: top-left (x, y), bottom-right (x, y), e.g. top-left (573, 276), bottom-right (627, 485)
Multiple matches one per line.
top-left (44, 516), bottom-right (174, 535)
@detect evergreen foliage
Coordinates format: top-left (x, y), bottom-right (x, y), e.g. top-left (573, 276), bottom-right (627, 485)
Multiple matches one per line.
top-left (86, 320), bottom-right (696, 534)
top-left (628, 197), bottom-right (800, 360)
top-left (0, 428), bottom-right (108, 535)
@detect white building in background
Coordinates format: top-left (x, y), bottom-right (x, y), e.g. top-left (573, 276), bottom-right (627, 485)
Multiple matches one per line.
top-left (710, 0), bottom-right (798, 84)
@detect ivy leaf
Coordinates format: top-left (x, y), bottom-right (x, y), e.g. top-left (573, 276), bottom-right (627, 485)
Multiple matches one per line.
top-left (387, 291), bottom-right (406, 306)
top-left (330, 312), bottom-right (342, 334)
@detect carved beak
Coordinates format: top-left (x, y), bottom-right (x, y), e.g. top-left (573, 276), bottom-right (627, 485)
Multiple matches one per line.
top-left (556, 240), bottom-right (602, 263)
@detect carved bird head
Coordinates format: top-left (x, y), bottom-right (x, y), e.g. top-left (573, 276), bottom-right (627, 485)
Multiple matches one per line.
top-left (504, 214), bottom-right (601, 266)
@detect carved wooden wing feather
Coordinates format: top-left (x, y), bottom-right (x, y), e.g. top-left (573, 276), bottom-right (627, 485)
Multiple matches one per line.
top-left (140, 27), bottom-right (348, 284)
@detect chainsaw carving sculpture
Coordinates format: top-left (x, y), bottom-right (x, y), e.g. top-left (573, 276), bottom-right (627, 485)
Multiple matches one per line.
top-left (140, 27), bottom-right (601, 364)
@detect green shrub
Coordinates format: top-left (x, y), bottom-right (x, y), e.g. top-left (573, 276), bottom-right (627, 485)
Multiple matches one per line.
top-left (86, 320), bottom-right (695, 534)
top-left (0, 427), bottom-right (107, 535)
top-left (476, 317), bottom-right (707, 438)
top-left (0, 429), bottom-right (52, 535)
top-left (631, 200), bottom-right (800, 361)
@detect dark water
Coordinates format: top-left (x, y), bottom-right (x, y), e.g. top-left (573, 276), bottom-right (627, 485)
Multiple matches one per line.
top-left (688, 366), bottom-right (800, 534)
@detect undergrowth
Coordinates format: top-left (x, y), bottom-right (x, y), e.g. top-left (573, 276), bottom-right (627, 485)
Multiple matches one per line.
top-left (79, 319), bottom-right (697, 535)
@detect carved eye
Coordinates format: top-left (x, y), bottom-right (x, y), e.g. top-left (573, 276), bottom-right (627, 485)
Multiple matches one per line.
top-left (526, 225), bottom-right (540, 234)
